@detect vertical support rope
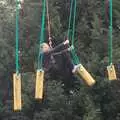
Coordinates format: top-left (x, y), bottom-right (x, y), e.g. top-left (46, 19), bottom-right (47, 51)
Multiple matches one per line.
top-left (101, 0), bottom-right (107, 58)
top-left (46, 0), bottom-right (52, 47)
top-left (71, 0), bottom-right (79, 64)
top-left (68, 0), bottom-right (79, 65)
top-left (105, 0), bottom-right (109, 27)
top-left (109, 0), bottom-right (113, 65)
top-left (71, 0), bottom-right (76, 46)
top-left (38, 0), bottom-right (46, 70)
top-left (46, 0), bottom-right (51, 37)
top-left (16, 0), bottom-right (20, 74)
top-left (67, 0), bottom-right (74, 39)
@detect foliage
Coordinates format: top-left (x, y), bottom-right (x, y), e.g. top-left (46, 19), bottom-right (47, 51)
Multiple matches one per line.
top-left (0, 0), bottom-right (120, 120)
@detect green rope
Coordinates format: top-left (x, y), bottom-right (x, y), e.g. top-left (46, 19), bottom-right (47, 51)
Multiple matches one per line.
top-left (67, 0), bottom-right (74, 39)
top-left (68, 0), bottom-right (79, 65)
top-left (109, 0), bottom-right (113, 65)
top-left (71, 0), bottom-right (76, 46)
top-left (15, 0), bottom-right (20, 74)
top-left (71, 0), bottom-right (79, 64)
top-left (37, 0), bottom-right (46, 70)
top-left (71, 48), bottom-right (79, 64)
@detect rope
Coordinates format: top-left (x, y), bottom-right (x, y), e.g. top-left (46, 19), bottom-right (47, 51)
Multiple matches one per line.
top-left (20, 0), bottom-right (24, 16)
top-left (20, 1), bottom-right (30, 49)
top-left (109, 0), bottom-right (113, 65)
top-left (37, 0), bottom-right (46, 70)
top-left (15, 0), bottom-right (20, 74)
top-left (19, 0), bottom-right (25, 72)
top-left (104, 0), bottom-right (109, 56)
top-left (105, 0), bottom-right (109, 27)
top-left (99, 0), bottom-right (107, 57)
top-left (67, 0), bottom-right (79, 65)
top-left (21, 1), bottom-right (30, 49)
top-left (67, 0), bottom-right (74, 39)
top-left (46, 0), bottom-right (52, 48)
top-left (71, 0), bottom-right (76, 46)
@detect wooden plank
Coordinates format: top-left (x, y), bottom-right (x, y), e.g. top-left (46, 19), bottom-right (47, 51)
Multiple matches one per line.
top-left (76, 64), bottom-right (96, 86)
top-left (13, 73), bottom-right (22, 111)
top-left (35, 70), bottom-right (44, 99)
top-left (107, 64), bottom-right (117, 80)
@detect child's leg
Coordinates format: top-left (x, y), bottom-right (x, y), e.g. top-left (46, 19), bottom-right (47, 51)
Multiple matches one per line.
top-left (64, 52), bottom-right (80, 73)
top-left (64, 52), bottom-right (74, 70)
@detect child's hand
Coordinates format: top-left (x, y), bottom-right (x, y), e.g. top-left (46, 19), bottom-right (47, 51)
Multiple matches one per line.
top-left (63, 40), bottom-right (69, 45)
top-left (68, 45), bottom-right (74, 51)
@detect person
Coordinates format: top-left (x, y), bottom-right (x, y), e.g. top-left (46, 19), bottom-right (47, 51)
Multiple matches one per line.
top-left (39, 39), bottom-right (79, 94)
top-left (39, 39), bottom-right (78, 73)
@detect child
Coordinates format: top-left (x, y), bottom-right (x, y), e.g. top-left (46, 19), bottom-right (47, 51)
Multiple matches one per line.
top-left (39, 39), bottom-right (80, 94)
top-left (39, 40), bottom-right (78, 73)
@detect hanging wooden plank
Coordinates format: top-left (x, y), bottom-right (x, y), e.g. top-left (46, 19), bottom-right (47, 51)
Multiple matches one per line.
top-left (13, 73), bottom-right (22, 111)
top-left (76, 64), bottom-right (96, 86)
top-left (35, 70), bottom-right (44, 99)
top-left (107, 64), bottom-right (117, 80)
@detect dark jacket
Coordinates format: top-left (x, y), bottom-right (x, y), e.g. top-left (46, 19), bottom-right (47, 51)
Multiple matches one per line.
top-left (39, 43), bottom-right (77, 91)
top-left (39, 43), bottom-right (69, 72)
